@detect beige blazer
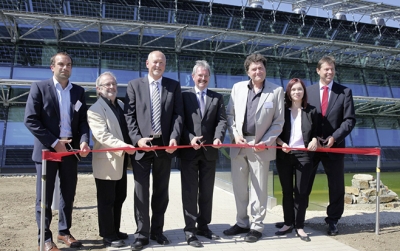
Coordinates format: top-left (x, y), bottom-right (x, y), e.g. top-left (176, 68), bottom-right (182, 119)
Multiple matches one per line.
top-left (226, 80), bottom-right (285, 161)
top-left (88, 98), bottom-right (131, 180)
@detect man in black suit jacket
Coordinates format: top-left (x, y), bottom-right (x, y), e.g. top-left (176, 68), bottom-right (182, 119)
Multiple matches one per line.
top-left (306, 56), bottom-right (356, 236)
top-left (179, 60), bottom-right (227, 247)
top-left (24, 52), bottom-right (90, 251)
top-left (124, 50), bottom-right (183, 250)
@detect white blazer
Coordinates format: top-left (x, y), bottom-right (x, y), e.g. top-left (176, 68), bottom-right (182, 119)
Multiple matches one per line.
top-left (88, 98), bottom-right (131, 180)
top-left (226, 80), bottom-right (285, 161)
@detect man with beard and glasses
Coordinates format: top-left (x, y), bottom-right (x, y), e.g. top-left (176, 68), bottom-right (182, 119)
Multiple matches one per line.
top-left (88, 72), bottom-right (137, 248)
top-left (24, 52), bottom-right (90, 251)
top-left (124, 50), bottom-right (184, 250)
top-left (179, 60), bottom-right (227, 248)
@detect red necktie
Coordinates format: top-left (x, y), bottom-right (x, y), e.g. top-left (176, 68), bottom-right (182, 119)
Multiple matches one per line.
top-left (321, 86), bottom-right (329, 116)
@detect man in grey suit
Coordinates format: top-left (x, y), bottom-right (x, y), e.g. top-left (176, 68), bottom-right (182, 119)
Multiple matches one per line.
top-left (306, 56), bottom-right (355, 236)
top-left (88, 72), bottom-right (137, 248)
top-left (179, 60), bottom-right (227, 247)
top-left (224, 53), bottom-right (284, 242)
top-left (124, 50), bottom-right (184, 250)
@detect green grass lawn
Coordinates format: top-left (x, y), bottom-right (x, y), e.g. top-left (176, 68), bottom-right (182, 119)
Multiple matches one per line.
top-left (273, 172), bottom-right (400, 211)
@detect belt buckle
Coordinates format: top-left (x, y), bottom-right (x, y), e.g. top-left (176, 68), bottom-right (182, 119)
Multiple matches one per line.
top-left (152, 134), bottom-right (161, 138)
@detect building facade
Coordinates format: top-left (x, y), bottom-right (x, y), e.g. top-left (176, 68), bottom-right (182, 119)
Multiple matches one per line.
top-left (0, 0), bottom-right (399, 174)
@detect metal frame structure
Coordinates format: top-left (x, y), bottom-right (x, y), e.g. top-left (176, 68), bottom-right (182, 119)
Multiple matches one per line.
top-left (1, 0), bottom-right (400, 70)
top-left (0, 79), bottom-right (399, 116)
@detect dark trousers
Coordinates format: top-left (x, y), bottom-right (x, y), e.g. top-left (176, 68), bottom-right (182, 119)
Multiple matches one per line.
top-left (306, 152), bottom-right (345, 224)
top-left (180, 152), bottom-right (216, 234)
top-left (276, 151), bottom-right (312, 229)
top-left (131, 137), bottom-right (171, 239)
top-left (95, 167), bottom-right (127, 239)
top-left (35, 155), bottom-right (78, 243)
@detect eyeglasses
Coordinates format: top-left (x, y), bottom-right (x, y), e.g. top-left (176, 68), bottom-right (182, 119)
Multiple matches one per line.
top-left (100, 82), bottom-right (117, 87)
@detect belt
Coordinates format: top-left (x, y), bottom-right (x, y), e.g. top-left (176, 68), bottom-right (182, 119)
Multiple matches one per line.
top-left (60, 137), bottom-right (73, 140)
top-left (149, 134), bottom-right (162, 138)
top-left (243, 133), bottom-right (255, 137)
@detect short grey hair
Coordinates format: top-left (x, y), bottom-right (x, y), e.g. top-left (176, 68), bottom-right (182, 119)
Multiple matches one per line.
top-left (192, 60), bottom-right (211, 76)
top-left (96, 71), bottom-right (117, 96)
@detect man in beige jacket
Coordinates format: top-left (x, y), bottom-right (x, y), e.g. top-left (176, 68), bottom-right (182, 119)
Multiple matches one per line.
top-left (88, 72), bottom-right (137, 248)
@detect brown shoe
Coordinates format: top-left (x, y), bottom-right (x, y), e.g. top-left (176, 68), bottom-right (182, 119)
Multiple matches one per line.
top-left (38, 241), bottom-right (60, 251)
top-left (57, 234), bottom-right (82, 248)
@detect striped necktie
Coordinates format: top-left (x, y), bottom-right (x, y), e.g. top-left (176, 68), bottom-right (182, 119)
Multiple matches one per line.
top-left (151, 82), bottom-right (161, 134)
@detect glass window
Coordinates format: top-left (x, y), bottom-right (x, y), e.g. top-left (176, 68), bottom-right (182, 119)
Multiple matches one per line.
top-left (375, 117), bottom-right (400, 147)
top-left (101, 51), bottom-right (139, 84)
top-left (0, 66), bottom-right (11, 79)
top-left (66, 48), bottom-right (99, 82)
top-left (336, 67), bottom-right (367, 97)
top-left (363, 70), bottom-right (392, 98)
top-left (350, 117), bottom-right (378, 147)
top-left (266, 61), bottom-right (282, 87)
top-left (386, 72), bottom-right (400, 98)
top-left (280, 61), bottom-right (311, 89)
top-left (5, 106), bottom-right (34, 145)
top-left (214, 57), bottom-right (247, 89)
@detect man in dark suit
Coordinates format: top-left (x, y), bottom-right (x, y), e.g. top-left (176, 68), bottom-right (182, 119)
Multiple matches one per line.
top-left (124, 50), bottom-right (184, 250)
top-left (306, 55), bottom-right (356, 236)
top-left (179, 60), bottom-right (227, 248)
top-left (24, 52), bottom-right (90, 251)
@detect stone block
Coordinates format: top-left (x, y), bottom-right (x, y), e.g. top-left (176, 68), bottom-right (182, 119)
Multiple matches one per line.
top-left (344, 194), bottom-right (353, 204)
top-left (345, 186), bottom-right (359, 195)
top-left (357, 195), bottom-right (369, 204)
top-left (361, 188), bottom-right (376, 197)
top-left (352, 179), bottom-right (369, 189)
top-left (353, 174), bottom-right (374, 181)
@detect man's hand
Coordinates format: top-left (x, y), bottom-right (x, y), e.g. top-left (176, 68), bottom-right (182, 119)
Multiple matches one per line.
top-left (166, 139), bottom-right (178, 154)
top-left (325, 136), bottom-right (335, 148)
top-left (125, 145), bottom-right (136, 155)
top-left (281, 142), bottom-right (291, 153)
top-left (307, 138), bottom-right (318, 151)
top-left (137, 137), bottom-right (154, 152)
top-left (191, 136), bottom-right (203, 150)
top-left (234, 136), bottom-right (247, 145)
top-left (79, 142), bottom-right (90, 157)
top-left (54, 139), bottom-right (71, 153)
top-left (253, 142), bottom-right (266, 152)
top-left (212, 138), bottom-right (222, 149)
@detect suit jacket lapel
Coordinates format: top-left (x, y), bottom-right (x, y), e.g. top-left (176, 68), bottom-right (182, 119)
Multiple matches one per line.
top-left (256, 84), bottom-right (271, 114)
top-left (203, 90), bottom-right (212, 119)
top-left (142, 78), bottom-right (151, 118)
top-left (160, 79), bottom-right (168, 112)
top-left (48, 80), bottom-right (60, 119)
top-left (325, 82), bottom-right (339, 117)
top-left (70, 84), bottom-right (77, 120)
top-left (99, 98), bottom-right (123, 140)
top-left (190, 88), bottom-right (202, 118)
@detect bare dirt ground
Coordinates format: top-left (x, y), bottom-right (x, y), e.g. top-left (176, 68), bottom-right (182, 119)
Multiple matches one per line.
top-left (0, 174), bottom-right (399, 251)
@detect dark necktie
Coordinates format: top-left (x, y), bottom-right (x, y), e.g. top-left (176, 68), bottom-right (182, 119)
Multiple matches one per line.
top-left (151, 82), bottom-right (161, 134)
top-left (198, 91), bottom-right (205, 118)
top-left (321, 86), bottom-right (329, 116)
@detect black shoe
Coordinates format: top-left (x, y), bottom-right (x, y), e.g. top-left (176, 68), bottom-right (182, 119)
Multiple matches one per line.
top-left (244, 230), bottom-right (262, 243)
top-left (275, 222), bottom-right (284, 228)
top-left (150, 233), bottom-right (170, 245)
top-left (103, 237), bottom-right (125, 248)
top-left (223, 224), bottom-right (250, 236)
top-left (295, 229), bottom-right (311, 242)
top-left (196, 229), bottom-right (220, 240)
top-left (131, 238), bottom-right (149, 250)
top-left (275, 225), bottom-right (293, 236)
top-left (185, 233), bottom-right (203, 248)
top-left (117, 231), bottom-right (129, 240)
top-left (327, 222), bottom-right (339, 236)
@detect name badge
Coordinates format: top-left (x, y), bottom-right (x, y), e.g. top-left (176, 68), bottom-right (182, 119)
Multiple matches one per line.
top-left (75, 100), bottom-right (82, 112)
top-left (263, 101), bottom-right (273, 109)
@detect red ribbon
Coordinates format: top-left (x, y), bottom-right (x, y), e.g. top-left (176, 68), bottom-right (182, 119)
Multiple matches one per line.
top-left (42, 144), bottom-right (381, 162)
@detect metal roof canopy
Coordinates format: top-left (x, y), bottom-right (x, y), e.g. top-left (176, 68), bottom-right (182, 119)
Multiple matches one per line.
top-left (1, 1), bottom-right (400, 70)
top-left (0, 79), bottom-right (399, 117)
